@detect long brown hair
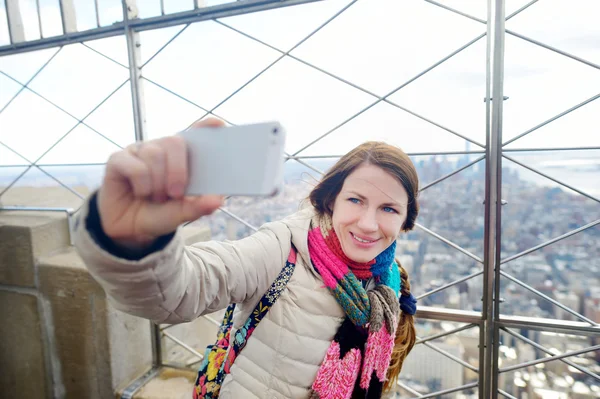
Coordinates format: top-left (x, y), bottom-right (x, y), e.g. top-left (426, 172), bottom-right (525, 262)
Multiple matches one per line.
top-left (308, 141), bottom-right (418, 392)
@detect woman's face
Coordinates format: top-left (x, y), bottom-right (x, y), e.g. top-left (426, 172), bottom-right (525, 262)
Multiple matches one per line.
top-left (331, 163), bottom-right (408, 263)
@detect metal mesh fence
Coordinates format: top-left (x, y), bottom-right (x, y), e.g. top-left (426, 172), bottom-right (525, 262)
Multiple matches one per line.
top-left (1, 1), bottom-right (598, 398)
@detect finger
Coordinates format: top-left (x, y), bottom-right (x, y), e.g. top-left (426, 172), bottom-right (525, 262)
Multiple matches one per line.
top-left (179, 195), bottom-right (225, 223)
top-left (138, 195), bottom-right (225, 235)
top-left (160, 135), bottom-right (188, 199)
top-left (105, 150), bottom-right (152, 198)
top-left (137, 142), bottom-right (167, 202)
top-left (188, 117), bottom-right (225, 130)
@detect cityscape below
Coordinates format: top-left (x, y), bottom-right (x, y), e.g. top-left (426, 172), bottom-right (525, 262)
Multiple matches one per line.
top-left (193, 152), bottom-right (600, 399)
top-left (1, 0), bottom-right (598, 397)
top-left (0, 151), bottom-right (598, 398)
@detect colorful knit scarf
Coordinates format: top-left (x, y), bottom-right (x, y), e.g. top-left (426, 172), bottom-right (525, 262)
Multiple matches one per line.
top-left (307, 215), bottom-right (401, 399)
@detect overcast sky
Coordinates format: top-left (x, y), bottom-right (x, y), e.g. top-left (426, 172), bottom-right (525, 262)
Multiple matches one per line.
top-left (0, 0), bottom-right (598, 176)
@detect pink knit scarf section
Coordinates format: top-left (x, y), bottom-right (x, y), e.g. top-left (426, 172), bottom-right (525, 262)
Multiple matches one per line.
top-left (307, 216), bottom-right (400, 399)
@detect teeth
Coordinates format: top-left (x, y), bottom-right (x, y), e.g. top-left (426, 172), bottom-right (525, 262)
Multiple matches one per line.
top-left (352, 233), bottom-right (374, 243)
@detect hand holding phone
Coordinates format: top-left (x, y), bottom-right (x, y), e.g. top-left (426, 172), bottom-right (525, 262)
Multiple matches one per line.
top-left (96, 118), bottom-right (287, 248)
top-left (97, 119), bottom-right (227, 247)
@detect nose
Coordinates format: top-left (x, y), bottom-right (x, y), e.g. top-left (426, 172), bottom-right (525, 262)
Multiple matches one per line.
top-left (357, 208), bottom-right (378, 233)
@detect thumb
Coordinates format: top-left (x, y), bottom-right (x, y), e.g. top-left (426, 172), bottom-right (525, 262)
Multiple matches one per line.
top-left (187, 117), bottom-right (226, 130)
top-left (138, 195), bottom-right (224, 237)
top-left (179, 195), bottom-right (225, 223)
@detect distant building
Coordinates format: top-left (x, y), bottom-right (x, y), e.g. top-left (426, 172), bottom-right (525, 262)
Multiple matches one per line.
top-left (554, 291), bottom-right (581, 321)
top-left (583, 296), bottom-right (600, 323)
top-left (401, 339), bottom-right (465, 393)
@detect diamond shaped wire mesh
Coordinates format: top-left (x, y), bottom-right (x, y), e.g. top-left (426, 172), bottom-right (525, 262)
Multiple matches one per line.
top-left (1, 1), bottom-right (599, 398)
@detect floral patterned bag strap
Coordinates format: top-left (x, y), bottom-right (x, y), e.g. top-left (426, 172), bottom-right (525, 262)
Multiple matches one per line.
top-left (194, 245), bottom-right (297, 399)
top-left (230, 245), bottom-right (298, 355)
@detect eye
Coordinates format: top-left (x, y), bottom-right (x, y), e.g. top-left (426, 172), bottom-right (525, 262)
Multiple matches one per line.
top-left (382, 206), bottom-right (398, 214)
top-left (348, 197), bottom-right (361, 204)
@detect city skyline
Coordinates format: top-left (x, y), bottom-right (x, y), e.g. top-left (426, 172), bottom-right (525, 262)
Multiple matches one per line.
top-left (1, 1), bottom-right (598, 398)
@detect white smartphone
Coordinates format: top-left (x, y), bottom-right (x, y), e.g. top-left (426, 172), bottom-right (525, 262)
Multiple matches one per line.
top-left (178, 121), bottom-right (286, 197)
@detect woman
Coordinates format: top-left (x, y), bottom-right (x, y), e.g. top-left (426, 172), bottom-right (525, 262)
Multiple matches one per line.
top-left (73, 118), bottom-right (419, 399)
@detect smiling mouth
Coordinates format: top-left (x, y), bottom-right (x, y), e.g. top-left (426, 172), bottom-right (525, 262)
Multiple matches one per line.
top-left (351, 232), bottom-right (378, 244)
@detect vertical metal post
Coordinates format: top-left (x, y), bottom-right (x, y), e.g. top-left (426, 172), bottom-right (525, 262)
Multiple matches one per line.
top-left (94, 0), bottom-right (101, 28)
top-left (5, 0), bottom-right (25, 43)
top-left (490, 0), bottom-right (506, 396)
top-left (35, 0), bottom-right (43, 38)
top-left (58, 0), bottom-right (77, 34)
top-left (480, 0), bottom-right (493, 396)
top-left (123, 0), bottom-right (156, 366)
top-left (150, 323), bottom-right (162, 367)
top-left (482, 0), bottom-right (506, 397)
top-left (478, 319), bottom-right (486, 399)
top-left (122, 0), bottom-right (147, 143)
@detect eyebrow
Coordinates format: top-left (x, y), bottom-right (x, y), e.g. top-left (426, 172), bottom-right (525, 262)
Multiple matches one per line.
top-left (345, 190), bottom-right (405, 208)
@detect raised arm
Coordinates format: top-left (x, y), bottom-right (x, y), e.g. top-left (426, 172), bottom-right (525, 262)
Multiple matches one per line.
top-left (73, 118), bottom-right (290, 324)
top-left (74, 193), bottom-right (291, 324)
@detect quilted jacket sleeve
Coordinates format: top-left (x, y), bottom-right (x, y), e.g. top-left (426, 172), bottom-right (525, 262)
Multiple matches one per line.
top-left (73, 194), bottom-right (292, 324)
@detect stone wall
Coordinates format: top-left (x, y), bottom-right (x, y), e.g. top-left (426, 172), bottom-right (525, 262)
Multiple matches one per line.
top-left (0, 208), bottom-right (214, 399)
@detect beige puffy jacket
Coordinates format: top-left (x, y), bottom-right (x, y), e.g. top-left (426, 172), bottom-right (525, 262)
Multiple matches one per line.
top-left (74, 197), bottom-right (345, 399)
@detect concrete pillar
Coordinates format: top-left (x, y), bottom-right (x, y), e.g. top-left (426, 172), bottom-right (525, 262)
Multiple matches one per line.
top-left (37, 246), bottom-right (153, 398)
top-left (0, 289), bottom-right (49, 398)
top-left (0, 212), bottom-right (70, 399)
top-left (0, 210), bottom-right (213, 398)
top-left (0, 212), bottom-right (152, 398)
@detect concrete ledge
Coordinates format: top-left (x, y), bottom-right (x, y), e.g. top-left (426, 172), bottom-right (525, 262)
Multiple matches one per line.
top-left (119, 367), bottom-right (197, 399)
top-left (38, 246), bottom-right (152, 399)
top-left (161, 309), bottom-right (223, 367)
top-left (0, 211), bottom-right (69, 287)
top-left (0, 290), bottom-right (48, 398)
top-left (0, 207), bottom-right (213, 399)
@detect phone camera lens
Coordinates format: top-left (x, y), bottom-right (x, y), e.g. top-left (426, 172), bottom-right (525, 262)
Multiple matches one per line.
top-left (272, 128), bottom-right (278, 135)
